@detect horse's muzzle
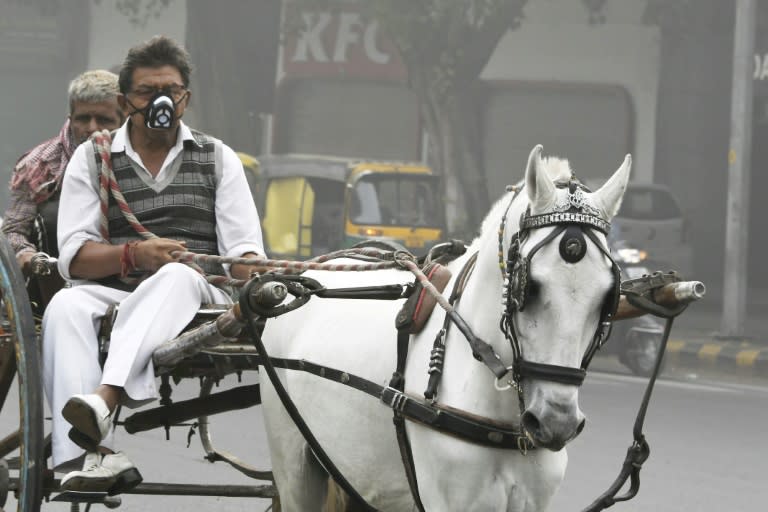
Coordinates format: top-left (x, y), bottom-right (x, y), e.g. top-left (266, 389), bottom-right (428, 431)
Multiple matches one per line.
top-left (521, 390), bottom-right (586, 451)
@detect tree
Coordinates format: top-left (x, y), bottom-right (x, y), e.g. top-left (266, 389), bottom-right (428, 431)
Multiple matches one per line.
top-left (288, 0), bottom-right (526, 235)
top-left (362, 1), bottom-right (528, 235)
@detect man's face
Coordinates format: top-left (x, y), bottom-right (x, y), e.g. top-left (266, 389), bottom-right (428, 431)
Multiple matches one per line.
top-left (119, 65), bottom-right (190, 130)
top-left (69, 98), bottom-right (123, 145)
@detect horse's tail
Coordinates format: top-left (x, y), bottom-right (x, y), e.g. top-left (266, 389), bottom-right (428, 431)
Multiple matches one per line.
top-left (323, 478), bottom-right (353, 512)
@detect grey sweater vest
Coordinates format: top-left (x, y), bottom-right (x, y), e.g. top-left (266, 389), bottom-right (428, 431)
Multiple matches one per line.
top-left (94, 129), bottom-right (226, 290)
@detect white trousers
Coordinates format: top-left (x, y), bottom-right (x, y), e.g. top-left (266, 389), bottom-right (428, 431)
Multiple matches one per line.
top-left (42, 263), bottom-right (231, 470)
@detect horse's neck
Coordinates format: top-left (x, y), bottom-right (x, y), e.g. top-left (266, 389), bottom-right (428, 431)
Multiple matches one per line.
top-left (442, 192), bottom-right (527, 362)
top-left (460, 193), bottom-right (527, 294)
top-left (436, 234), bottom-right (522, 420)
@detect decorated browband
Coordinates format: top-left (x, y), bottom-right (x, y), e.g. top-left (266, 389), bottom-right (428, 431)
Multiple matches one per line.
top-left (519, 180), bottom-right (611, 234)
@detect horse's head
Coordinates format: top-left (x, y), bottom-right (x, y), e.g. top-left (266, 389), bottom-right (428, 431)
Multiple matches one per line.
top-left (503, 144), bottom-right (631, 451)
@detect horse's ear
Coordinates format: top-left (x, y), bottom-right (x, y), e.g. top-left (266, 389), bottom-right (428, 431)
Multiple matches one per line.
top-left (593, 154), bottom-right (632, 219)
top-left (525, 144), bottom-right (556, 213)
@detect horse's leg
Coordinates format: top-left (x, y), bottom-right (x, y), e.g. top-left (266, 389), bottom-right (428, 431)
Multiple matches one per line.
top-left (271, 437), bottom-right (329, 511)
top-left (261, 386), bottom-right (330, 511)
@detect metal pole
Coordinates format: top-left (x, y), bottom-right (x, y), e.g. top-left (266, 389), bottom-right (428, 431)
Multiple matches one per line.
top-left (721, 0), bottom-right (757, 338)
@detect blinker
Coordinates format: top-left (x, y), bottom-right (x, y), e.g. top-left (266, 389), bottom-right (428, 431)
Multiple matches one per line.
top-left (559, 226), bottom-right (587, 263)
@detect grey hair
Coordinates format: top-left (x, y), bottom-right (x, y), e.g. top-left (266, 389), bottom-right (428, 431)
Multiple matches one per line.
top-left (68, 70), bottom-right (120, 113)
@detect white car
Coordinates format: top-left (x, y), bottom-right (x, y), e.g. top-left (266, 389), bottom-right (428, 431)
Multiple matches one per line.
top-left (613, 183), bottom-right (694, 278)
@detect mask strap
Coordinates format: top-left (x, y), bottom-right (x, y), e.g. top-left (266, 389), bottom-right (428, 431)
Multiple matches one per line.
top-left (123, 97), bottom-right (145, 118)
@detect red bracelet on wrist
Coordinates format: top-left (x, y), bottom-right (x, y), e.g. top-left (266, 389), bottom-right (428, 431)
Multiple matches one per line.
top-left (120, 241), bottom-right (140, 278)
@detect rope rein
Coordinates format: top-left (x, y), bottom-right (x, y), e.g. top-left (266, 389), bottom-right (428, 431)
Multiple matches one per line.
top-left (93, 131), bottom-right (156, 242)
top-left (89, 130), bottom-right (460, 320)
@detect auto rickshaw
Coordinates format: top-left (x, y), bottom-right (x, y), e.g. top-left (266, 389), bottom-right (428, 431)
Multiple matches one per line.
top-left (236, 151), bottom-right (261, 194)
top-left (238, 153), bottom-right (445, 259)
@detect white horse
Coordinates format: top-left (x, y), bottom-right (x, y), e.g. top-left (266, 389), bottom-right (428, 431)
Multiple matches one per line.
top-left (259, 145), bottom-right (631, 511)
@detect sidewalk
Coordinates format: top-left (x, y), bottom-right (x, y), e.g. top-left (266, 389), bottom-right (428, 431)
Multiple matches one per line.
top-left (658, 289), bottom-right (768, 377)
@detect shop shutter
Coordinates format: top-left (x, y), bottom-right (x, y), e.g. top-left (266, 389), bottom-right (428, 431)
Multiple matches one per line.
top-left (482, 83), bottom-right (633, 201)
top-left (276, 79), bottom-right (420, 161)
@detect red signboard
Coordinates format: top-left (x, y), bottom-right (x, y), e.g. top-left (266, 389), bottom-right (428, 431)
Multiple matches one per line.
top-left (282, 5), bottom-right (407, 81)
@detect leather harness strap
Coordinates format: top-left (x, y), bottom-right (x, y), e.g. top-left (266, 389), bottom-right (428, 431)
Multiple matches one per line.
top-left (387, 253), bottom-right (475, 512)
top-left (239, 280), bottom-right (378, 512)
top-left (390, 328), bottom-right (426, 512)
top-left (259, 355), bottom-right (533, 450)
top-left (386, 251), bottom-right (521, 512)
top-left (581, 315), bottom-right (677, 511)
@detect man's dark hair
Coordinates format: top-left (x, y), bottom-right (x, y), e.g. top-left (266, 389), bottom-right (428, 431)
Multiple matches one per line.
top-left (119, 35), bottom-right (192, 94)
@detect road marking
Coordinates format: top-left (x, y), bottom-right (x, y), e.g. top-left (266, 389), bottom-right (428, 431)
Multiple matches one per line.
top-left (666, 339), bottom-right (685, 352)
top-left (588, 370), bottom-right (768, 395)
top-left (736, 349), bottom-right (761, 367)
top-left (698, 344), bottom-right (722, 362)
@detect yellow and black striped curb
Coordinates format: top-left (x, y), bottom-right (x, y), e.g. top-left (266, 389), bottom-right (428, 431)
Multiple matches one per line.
top-left (665, 339), bottom-right (768, 373)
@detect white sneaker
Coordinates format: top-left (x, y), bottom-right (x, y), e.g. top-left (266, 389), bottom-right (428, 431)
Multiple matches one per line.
top-left (60, 452), bottom-right (114, 493)
top-left (102, 452), bottom-right (143, 495)
top-left (59, 451), bottom-right (142, 495)
top-left (62, 394), bottom-right (113, 450)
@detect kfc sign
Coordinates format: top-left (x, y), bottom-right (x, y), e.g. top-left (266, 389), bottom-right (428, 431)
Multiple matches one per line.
top-left (284, 9), bottom-right (406, 80)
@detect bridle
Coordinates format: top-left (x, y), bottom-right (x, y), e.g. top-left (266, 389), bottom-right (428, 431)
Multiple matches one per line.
top-left (498, 179), bottom-right (621, 393)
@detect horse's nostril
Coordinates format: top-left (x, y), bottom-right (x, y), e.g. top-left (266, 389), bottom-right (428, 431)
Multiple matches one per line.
top-left (576, 417), bottom-right (586, 436)
top-left (521, 410), bottom-right (541, 436)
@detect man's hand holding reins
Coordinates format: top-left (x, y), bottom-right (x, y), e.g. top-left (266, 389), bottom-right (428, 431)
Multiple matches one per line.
top-left (132, 238), bottom-right (187, 272)
top-left (231, 252), bottom-right (268, 280)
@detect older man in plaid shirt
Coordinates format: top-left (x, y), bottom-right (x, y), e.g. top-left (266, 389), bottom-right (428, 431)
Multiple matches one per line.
top-left (2, 70), bottom-right (124, 274)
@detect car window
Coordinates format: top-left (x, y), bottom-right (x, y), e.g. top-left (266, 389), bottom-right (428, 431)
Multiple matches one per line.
top-left (617, 188), bottom-right (681, 220)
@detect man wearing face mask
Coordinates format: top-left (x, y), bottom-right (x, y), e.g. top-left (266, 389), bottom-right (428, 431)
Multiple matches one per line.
top-left (42, 36), bottom-right (265, 493)
top-left (2, 70), bottom-right (124, 275)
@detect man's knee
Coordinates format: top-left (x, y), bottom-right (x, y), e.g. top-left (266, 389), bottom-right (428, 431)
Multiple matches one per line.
top-left (123, 263), bottom-right (204, 303)
top-left (153, 262), bottom-right (200, 281)
top-left (43, 287), bottom-right (94, 323)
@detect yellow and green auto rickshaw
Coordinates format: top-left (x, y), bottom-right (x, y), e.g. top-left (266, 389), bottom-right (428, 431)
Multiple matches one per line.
top-left (239, 153), bottom-right (445, 259)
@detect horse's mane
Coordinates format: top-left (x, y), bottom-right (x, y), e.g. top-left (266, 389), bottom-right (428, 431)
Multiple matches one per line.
top-left (476, 156), bottom-right (574, 239)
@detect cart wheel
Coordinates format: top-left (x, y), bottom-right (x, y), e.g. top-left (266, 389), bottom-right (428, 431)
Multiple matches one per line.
top-left (0, 235), bottom-right (44, 511)
top-left (0, 458), bottom-right (9, 507)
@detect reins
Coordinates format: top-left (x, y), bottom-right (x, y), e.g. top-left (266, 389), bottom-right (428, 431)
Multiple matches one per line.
top-left (581, 276), bottom-right (685, 512)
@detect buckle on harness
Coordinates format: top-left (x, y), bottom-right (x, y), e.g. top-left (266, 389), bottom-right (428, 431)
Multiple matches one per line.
top-left (381, 387), bottom-right (440, 423)
top-left (493, 366), bottom-right (520, 392)
top-left (382, 386), bottom-right (409, 412)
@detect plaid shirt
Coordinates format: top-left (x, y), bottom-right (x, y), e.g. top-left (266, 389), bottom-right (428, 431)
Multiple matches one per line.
top-left (2, 119), bottom-right (74, 256)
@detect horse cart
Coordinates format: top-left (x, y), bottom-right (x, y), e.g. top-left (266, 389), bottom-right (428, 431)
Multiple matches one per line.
top-left (0, 144), bottom-right (706, 512)
top-left (0, 232), bottom-right (281, 510)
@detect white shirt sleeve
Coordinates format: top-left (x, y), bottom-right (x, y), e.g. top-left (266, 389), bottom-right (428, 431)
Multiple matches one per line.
top-left (214, 143), bottom-right (266, 260)
top-left (57, 142), bottom-right (106, 280)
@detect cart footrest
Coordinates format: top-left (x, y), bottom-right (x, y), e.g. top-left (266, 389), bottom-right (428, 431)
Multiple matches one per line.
top-left (52, 491), bottom-right (122, 508)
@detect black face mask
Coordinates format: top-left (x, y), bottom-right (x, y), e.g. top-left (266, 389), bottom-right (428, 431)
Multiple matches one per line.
top-left (127, 89), bottom-right (186, 130)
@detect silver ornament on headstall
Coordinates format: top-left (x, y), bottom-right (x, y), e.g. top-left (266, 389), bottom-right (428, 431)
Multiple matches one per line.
top-left (553, 186), bottom-right (601, 217)
top-left (504, 237), bottom-right (529, 312)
